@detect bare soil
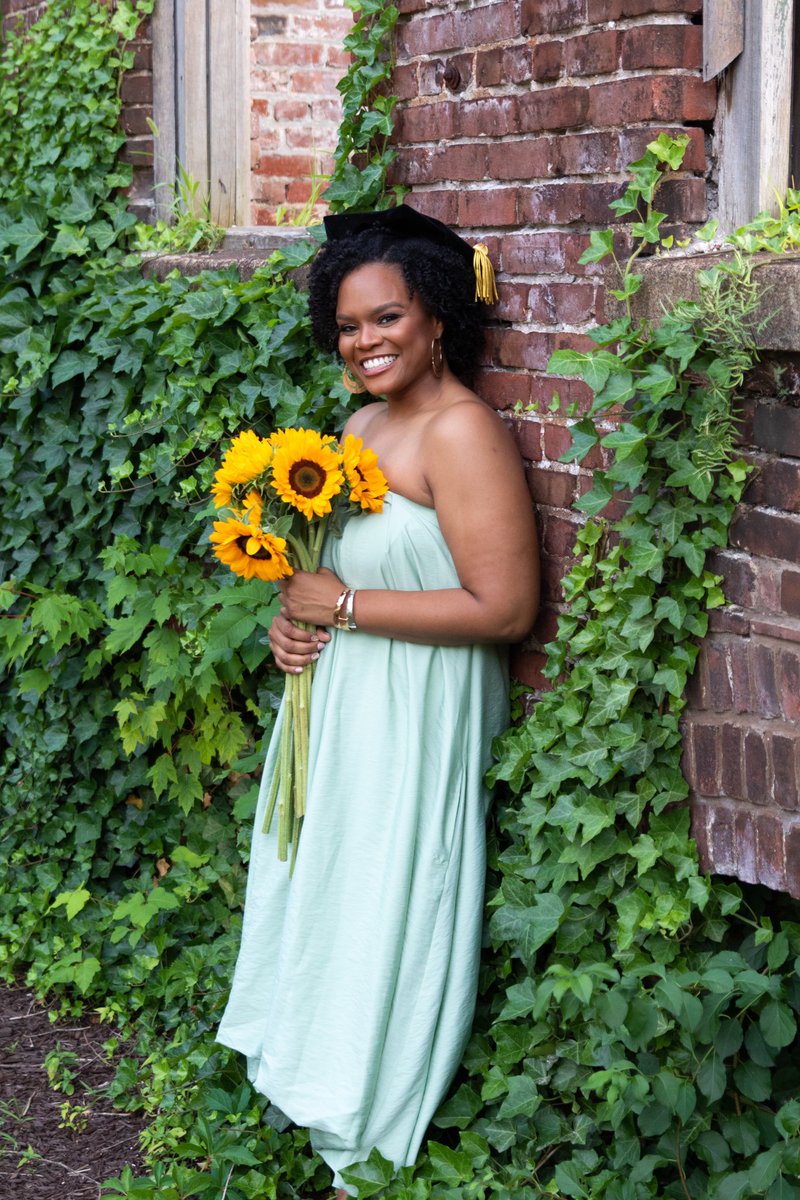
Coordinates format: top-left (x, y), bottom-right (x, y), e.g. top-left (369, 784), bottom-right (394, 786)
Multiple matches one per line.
top-left (0, 982), bottom-right (148, 1199)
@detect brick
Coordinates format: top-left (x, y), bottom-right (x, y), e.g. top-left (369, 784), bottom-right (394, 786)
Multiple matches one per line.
top-left (531, 41), bottom-right (563, 83)
top-left (778, 649), bottom-right (800, 722)
top-left (751, 616), bottom-right (800, 644)
top-left (253, 152), bottom-right (317, 177)
top-left (398, 12), bottom-right (458, 56)
top-left (755, 812), bottom-right (787, 892)
top-left (786, 823), bottom-right (800, 900)
top-left (708, 551), bottom-right (757, 608)
top-left (730, 509), bottom-right (800, 565)
top-left (542, 421), bottom-right (578, 464)
top-left (782, 570), bottom-right (800, 617)
top-left (458, 188), bottom-right (518, 228)
top-left (543, 512), bottom-right (582, 558)
top-left (475, 46), bottom-right (505, 88)
top-left (657, 178), bottom-right (708, 224)
top-left (460, 1), bottom-right (517, 46)
top-left (691, 723), bottom-right (719, 795)
top-left (619, 126), bottom-right (706, 172)
top-left (720, 723), bottom-right (745, 800)
top-left (503, 45), bottom-right (537, 85)
top-left (563, 30), bottom-right (621, 77)
top-left (412, 190), bottom-right (458, 226)
top-left (397, 101), bottom-right (456, 143)
top-left (393, 62), bottom-right (419, 100)
top-left (700, 642), bottom-right (733, 712)
top-left (744, 457), bottom-right (800, 513)
top-left (519, 86), bottom-right (589, 133)
top-left (744, 730), bottom-right (769, 805)
top-left (709, 609), bottom-right (751, 637)
top-left (252, 41), bottom-right (325, 67)
top-left (705, 802), bottom-right (737, 875)
top-left (527, 466), bottom-right (577, 509)
top-left (131, 41), bottom-right (153, 72)
top-left (457, 97), bottom-right (519, 139)
top-left (752, 644), bottom-right (781, 718)
top-left (485, 138), bottom-right (557, 182)
top-left (274, 99), bottom-right (310, 121)
top-left (483, 371), bottom-right (534, 413)
top-left (587, 76), bottom-right (716, 129)
top-left (501, 231), bottom-right (566, 276)
top-left (548, 282), bottom-right (597, 326)
top-left (510, 647), bottom-right (549, 689)
top-left (494, 328), bottom-right (554, 372)
top-left (753, 403), bottom-right (800, 458)
top-left (120, 106), bottom-right (153, 137)
top-left (540, 555), bottom-right (567, 603)
top-left (559, 131), bottom-right (623, 175)
top-left (393, 146), bottom-right (436, 186)
top-left (512, 418), bottom-right (543, 461)
top-left (690, 798), bottom-right (712, 872)
top-left (733, 808), bottom-right (758, 883)
top-left (728, 639), bottom-right (752, 713)
top-left (518, 181), bottom-right (585, 226)
top-left (771, 734), bottom-right (800, 811)
top-left (522, 0), bottom-right (587, 35)
top-left (588, 0), bottom-right (701, 17)
top-left (620, 24), bottom-right (702, 72)
top-left (495, 282), bottom-right (534, 324)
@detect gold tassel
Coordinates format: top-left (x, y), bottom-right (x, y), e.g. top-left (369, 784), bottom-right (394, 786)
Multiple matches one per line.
top-left (473, 242), bottom-right (498, 304)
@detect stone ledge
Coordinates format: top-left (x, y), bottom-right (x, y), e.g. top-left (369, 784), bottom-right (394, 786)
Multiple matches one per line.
top-left (618, 248), bottom-right (800, 353)
top-left (140, 226), bottom-right (314, 282)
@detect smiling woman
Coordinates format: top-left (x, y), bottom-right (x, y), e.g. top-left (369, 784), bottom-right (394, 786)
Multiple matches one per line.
top-left (216, 204), bottom-right (540, 1197)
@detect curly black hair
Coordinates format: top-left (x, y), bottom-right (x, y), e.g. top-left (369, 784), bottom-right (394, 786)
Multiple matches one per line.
top-left (307, 228), bottom-right (486, 386)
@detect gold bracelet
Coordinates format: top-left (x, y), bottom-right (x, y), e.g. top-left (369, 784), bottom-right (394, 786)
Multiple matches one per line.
top-left (344, 588), bottom-right (357, 630)
top-left (332, 586), bottom-right (349, 628)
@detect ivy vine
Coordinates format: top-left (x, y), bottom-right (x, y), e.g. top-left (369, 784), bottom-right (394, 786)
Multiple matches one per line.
top-left (1, 4), bottom-right (799, 1200)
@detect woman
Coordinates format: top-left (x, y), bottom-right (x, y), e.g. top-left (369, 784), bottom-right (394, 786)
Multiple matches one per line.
top-left (217, 205), bottom-right (539, 1197)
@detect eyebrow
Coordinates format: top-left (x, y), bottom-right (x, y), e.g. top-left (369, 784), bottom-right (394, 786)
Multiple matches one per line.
top-left (336, 300), bottom-right (408, 322)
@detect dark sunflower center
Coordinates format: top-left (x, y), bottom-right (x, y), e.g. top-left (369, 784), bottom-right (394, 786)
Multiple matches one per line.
top-left (236, 535), bottom-right (273, 560)
top-left (289, 458), bottom-right (326, 498)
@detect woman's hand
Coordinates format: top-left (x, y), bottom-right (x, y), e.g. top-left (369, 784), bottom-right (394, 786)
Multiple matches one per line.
top-left (269, 610), bottom-right (330, 674)
top-left (279, 566), bottom-right (346, 630)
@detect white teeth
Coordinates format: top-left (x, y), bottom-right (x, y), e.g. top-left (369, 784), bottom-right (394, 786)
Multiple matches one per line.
top-left (361, 356), bottom-right (397, 369)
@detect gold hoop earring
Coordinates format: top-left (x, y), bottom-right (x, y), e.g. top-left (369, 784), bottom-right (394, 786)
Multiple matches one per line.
top-left (431, 338), bottom-right (444, 379)
top-left (342, 365), bottom-right (363, 394)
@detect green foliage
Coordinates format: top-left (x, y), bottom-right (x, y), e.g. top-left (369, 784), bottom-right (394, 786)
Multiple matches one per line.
top-left (323, 0), bottom-right (404, 212)
top-left (3, 6), bottom-right (799, 1199)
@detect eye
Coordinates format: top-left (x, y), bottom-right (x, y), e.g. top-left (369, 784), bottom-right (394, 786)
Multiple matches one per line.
top-left (378, 312), bottom-right (401, 325)
top-left (338, 323), bottom-right (357, 335)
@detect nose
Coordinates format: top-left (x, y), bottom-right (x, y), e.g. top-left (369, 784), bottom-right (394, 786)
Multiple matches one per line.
top-left (355, 322), bottom-right (381, 350)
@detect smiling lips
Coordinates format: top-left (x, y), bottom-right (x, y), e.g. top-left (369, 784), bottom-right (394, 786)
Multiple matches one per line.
top-left (359, 355), bottom-right (398, 376)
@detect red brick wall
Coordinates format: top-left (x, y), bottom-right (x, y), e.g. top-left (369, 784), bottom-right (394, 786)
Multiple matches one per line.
top-left (390, 0), bottom-right (712, 683)
top-left (389, 1), bottom-right (800, 899)
top-left (1, 0), bottom-right (47, 36)
top-left (686, 371), bottom-right (800, 898)
top-left (251, 0), bottom-right (352, 225)
top-left (120, 15), bottom-right (154, 223)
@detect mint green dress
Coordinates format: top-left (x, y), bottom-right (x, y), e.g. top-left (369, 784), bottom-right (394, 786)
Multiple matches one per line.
top-left (217, 492), bottom-right (509, 1192)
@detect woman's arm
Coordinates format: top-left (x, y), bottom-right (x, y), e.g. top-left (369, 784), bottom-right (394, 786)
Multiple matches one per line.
top-left (277, 403), bottom-right (539, 652)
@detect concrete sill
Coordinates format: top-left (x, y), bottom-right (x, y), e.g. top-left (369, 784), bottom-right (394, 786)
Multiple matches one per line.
top-left (140, 226), bottom-right (314, 282)
top-left (623, 248), bottom-right (800, 353)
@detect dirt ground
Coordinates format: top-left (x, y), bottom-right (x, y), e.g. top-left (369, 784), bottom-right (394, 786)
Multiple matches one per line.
top-left (0, 982), bottom-right (148, 1200)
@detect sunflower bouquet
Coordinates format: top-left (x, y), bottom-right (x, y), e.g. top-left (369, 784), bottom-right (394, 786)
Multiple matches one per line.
top-left (209, 427), bottom-right (388, 867)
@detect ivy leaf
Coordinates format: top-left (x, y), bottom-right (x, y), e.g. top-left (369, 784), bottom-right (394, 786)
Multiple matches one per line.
top-left (759, 1000), bottom-right (797, 1050)
top-left (497, 1074), bottom-right (540, 1120)
top-left (340, 1148), bottom-right (395, 1197)
top-left (489, 894), bottom-right (565, 964)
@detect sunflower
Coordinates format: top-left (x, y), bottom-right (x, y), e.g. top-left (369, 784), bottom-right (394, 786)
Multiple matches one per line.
top-left (211, 430), bottom-right (273, 509)
top-left (271, 428), bottom-right (344, 520)
top-left (210, 517), bottom-right (292, 582)
top-left (342, 433), bottom-right (389, 513)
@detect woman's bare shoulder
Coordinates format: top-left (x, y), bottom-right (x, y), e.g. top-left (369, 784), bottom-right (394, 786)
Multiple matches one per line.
top-left (342, 401), bottom-right (387, 439)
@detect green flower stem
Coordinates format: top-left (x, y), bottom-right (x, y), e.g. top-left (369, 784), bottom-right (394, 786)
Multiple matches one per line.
top-left (267, 516), bottom-right (327, 864)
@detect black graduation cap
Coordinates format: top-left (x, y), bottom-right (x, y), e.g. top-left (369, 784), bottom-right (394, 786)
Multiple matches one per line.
top-left (322, 204), bottom-right (498, 304)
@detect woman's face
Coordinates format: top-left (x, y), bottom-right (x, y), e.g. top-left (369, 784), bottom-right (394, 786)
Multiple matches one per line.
top-left (335, 262), bottom-right (443, 398)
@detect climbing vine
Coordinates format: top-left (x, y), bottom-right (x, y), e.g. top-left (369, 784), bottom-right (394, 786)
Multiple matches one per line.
top-left (1, 4), bottom-right (799, 1200)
